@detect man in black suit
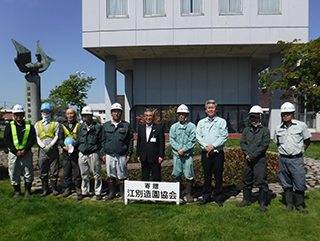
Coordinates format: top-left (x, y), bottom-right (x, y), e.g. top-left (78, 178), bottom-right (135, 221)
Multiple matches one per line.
top-left (136, 109), bottom-right (165, 181)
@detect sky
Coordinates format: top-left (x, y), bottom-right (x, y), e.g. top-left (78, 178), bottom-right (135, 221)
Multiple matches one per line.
top-left (0, 0), bottom-right (319, 109)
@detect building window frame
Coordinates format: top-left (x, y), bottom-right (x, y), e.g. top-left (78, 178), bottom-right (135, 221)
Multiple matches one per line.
top-left (144, 0), bottom-right (166, 17)
top-left (258, 0), bottom-right (281, 15)
top-left (181, 0), bottom-right (204, 16)
top-left (107, 0), bottom-right (129, 18)
top-left (219, 0), bottom-right (242, 15)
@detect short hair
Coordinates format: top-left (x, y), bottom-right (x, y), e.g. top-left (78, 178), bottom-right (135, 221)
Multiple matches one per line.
top-left (205, 100), bottom-right (218, 109)
top-left (144, 108), bottom-right (155, 116)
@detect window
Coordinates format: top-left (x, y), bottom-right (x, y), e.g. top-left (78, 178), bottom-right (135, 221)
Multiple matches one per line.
top-left (144, 0), bottom-right (165, 16)
top-left (220, 0), bottom-right (241, 14)
top-left (107, 0), bottom-right (128, 17)
top-left (181, 0), bottom-right (203, 15)
top-left (258, 0), bottom-right (280, 14)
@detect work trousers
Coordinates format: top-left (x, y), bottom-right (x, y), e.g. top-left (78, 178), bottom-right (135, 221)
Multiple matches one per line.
top-left (242, 157), bottom-right (268, 192)
top-left (38, 147), bottom-right (59, 182)
top-left (201, 151), bottom-right (224, 202)
top-left (8, 151), bottom-right (34, 185)
top-left (106, 154), bottom-right (127, 180)
top-left (63, 155), bottom-right (81, 189)
top-left (79, 152), bottom-right (102, 195)
top-left (278, 155), bottom-right (307, 192)
top-left (171, 153), bottom-right (194, 180)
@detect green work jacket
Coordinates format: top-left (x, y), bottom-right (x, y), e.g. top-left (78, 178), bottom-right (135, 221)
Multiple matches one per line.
top-left (101, 120), bottom-right (133, 157)
top-left (240, 124), bottom-right (270, 162)
top-left (77, 121), bottom-right (102, 155)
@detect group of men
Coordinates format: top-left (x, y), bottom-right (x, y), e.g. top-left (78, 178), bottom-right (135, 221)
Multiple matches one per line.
top-left (4, 99), bottom-right (312, 213)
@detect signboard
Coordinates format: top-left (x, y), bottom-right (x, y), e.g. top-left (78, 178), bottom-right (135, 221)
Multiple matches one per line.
top-left (124, 180), bottom-right (180, 205)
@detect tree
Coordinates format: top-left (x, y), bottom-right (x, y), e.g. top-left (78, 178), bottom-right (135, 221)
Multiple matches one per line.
top-left (260, 37), bottom-right (320, 111)
top-left (44, 74), bottom-right (96, 116)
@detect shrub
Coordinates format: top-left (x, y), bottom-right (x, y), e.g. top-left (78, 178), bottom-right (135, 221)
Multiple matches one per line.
top-left (126, 147), bottom-right (279, 187)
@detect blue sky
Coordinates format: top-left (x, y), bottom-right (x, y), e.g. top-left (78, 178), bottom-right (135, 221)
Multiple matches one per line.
top-left (0, 0), bottom-right (319, 109)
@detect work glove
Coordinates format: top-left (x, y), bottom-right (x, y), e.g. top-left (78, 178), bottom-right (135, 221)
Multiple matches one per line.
top-left (43, 144), bottom-right (52, 153)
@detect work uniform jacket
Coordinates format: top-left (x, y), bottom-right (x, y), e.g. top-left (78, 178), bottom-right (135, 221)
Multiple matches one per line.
top-left (169, 120), bottom-right (196, 156)
top-left (240, 124), bottom-right (270, 162)
top-left (4, 120), bottom-right (36, 155)
top-left (101, 120), bottom-right (134, 157)
top-left (59, 120), bottom-right (79, 160)
top-left (77, 121), bottom-right (102, 155)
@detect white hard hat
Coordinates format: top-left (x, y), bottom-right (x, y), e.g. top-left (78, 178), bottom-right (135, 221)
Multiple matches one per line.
top-left (12, 104), bottom-right (24, 114)
top-left (249, 105), bottom-right (263, 115)
top-left (81, 106), bottom-right (93, 115)
top-left (280, 102), bottom-right (295, 113)
top-left (111, 102), bottom-right (123, 111)
top-left (177, 104), bottom-right (189, 114)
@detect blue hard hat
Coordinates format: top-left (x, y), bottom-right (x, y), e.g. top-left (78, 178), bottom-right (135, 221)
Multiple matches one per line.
top-left (64, 137), bottom-right (74, 146)
top-left (41, 102), bottom-right (52, 111)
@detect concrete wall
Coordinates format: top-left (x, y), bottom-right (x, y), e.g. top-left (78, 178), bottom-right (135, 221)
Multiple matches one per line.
top-left (83, 0), bottom-right (309, 48)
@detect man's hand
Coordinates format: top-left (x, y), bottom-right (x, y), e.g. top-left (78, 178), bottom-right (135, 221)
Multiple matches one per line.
top-left (137, 157), bottom-right (141, 163)
top-left (43, 144), bottom-right (52, 153)
top-left (205, 144), bottom-right (215, 153)
top-left (126, 156), bottom-right (130, 163)
top-left (178, 149), bottom-right (184, 156)
top-left (63, 146), bottom-right (70, 152)
top-left (245, 155), bottom-right (251, 162)
top-left (16, 150), bottom-right (24, 157)
top-left (158, 157), bottom-right (163, 164)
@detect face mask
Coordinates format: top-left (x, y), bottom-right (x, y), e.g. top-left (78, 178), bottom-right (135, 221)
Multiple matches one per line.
top-left (42, 113), bottom-right (51, 122)
top-left (252, 122), bottom-right (261, 127)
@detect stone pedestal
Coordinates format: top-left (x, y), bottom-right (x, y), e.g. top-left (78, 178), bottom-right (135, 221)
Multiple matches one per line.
top-left (25, 74), bottom-right (41, 125)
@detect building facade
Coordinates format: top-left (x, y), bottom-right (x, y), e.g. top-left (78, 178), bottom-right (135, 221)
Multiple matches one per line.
top-left (82, 0), bottom-right (309, 133)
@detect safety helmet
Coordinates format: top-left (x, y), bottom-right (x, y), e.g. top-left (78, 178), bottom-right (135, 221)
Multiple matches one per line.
top-left (177, 104), bottom-right (189, 114)
top-left (12, 104), bottom-right (24, 114)
top-left (41, 102), bottom-right (52, 112)
top-left (64, 137), bottom-right (75, 146)
top-left (280, 102), bottom-right (295, 113)
top-left (110, 102), bottom-right (123, 111)
top-left (249, 105), bottom-right (263, 115)
top-left (81, 106), bottom-right (93, 115)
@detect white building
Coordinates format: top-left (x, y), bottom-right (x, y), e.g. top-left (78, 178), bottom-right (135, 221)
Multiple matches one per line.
top-left (82, 0), bottom-right (309, 133)
top-left (88, 103), bottom-right (107, 123)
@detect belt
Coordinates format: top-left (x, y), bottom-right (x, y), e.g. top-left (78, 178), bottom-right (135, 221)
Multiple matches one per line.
top-left (280, 154), bottom-right (302, 159)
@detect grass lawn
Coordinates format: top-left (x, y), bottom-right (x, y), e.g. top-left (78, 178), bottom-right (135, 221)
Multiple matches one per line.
top-left (1, 178), bottom-right (320, 241)
top-left (225, 138), bottom-right (320, 160)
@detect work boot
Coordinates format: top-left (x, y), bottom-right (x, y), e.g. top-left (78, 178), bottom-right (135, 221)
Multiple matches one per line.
top-left (91, 195), bottom-right (102, 201)
top-left (284, 188), bottom-right (294, 212)
top-left (51, 180), bottom-right (59, 196)
top-left (236, 189), bottom-right (252, 207)
top-left (173, 177), bottom-right (183, 199)
top-left (41, 180), bottom-right (49, 197)
top-left (24, 182), bottom-right (32, 198)
top-left (119, 179), bottom-right (125, 199)
top-left (258, 189), bottom-right (268, 212)
top-left (186, 179), bottom-right (194, 203)
top-left (13, 185), bottom-right (21, 198)
top-left (104, 179), bottom-right (116, 200)
top-left (62, 187), bottom-right (71, 197)
top-left (295, 191), bottom-right (308, 214)
top-left (76, 187), bottom-right (83, 200)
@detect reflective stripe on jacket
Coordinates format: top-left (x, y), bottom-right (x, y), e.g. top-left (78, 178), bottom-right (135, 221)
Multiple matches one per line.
top-left (10, 120), bottom-right (31, 150)
top-left (37, 120), bottom-right (56, 139)
top-left (62, 123), bottom-right (80, 139)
